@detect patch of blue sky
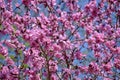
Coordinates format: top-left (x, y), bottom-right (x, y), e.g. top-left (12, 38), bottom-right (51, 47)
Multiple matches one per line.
top-left (77, 0), bottom-right (89, 9)
top-left (111, 12), bottom-right (117, 25)
top-left (78, 27), bottom-right (86, 39)
top-left (116, 38), bottom-right (120, 47)
top-left (12, 0), bottom-right (22, 10)
top-left (0, 34), bottom-right (10, 41)
top-left (62, 3), bottom-right (70, 12)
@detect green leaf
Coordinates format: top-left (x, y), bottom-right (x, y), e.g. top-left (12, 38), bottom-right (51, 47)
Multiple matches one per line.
top-left (10, 55), bottom-right (17, 62)
top-left (10, 55), bottom-right (15, 60)
top-left (0, 54), bottom-right (5, 60)
top-left (18, 49), bottom-right (22, 54)
top-left (0, 25), bottom-right (2, 30)
top-left (18, 49), bottom-right (23, 58)
top-left (13, 25), bottom-right (17, 31)
top-left (0, 64), bottom-right (2, 69)
top-left (25, 42), bottom-right (30, 47)
top-left (22, 63), bottom-right (29, 69)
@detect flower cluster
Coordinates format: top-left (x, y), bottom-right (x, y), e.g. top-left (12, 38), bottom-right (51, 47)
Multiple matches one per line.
top-left (0, 0), bottom-right (120, 80)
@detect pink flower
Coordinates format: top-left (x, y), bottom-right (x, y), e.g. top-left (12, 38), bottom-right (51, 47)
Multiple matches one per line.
top-left (105, 40), bottom-right (115, 48)
top-left (75, 51), bottom-right (85, 60)
top-left (95, 52), bottom-right (101, 58)
top-left (0, 0), bottom-right (5, 8)
top-left (63, 68), bottom-right (71, 80)
top-left (10, 67), bottom-right (19, 75)
top-left (49, 60), bottom-right (58, 73)
top-left (102, 63), bottom-right (112, 72)
top-left (103, 78), bottom-right (112, 80)
top-left (0, 43), bottom-right (8, 56)
top-left (4, 40), bottom-right (16, 48)
top-left (51, 0), bottom-right (56, 5)
top-left (115, 47), bottom-right (120, 54)
top-left (3, 10), bottom-right (12, 18)
top-left (53, 43), bottom-right (61, 51)
top-left (32, 57), bottom-right (45, 70)
top-left (0, 0), bottom-right (119, 79)
top-left (5, 57), bottom-right (14, 65)
top-left (88, 62), bottom-right (100, 74)
top-left (50, 74), bottom-right (58, 80)
top-left (30, 74), bottom-right (41, 80)
top-left (94, 31), bottom-right (104, 43)
top-left (22, 0), bottom-right (31, 6)
top-left (114, 59), bottom-right (120, 69)
top-left (1, 66), bottom-right (9, 74)
top-left (55, 52), bottom-right (62, 59)
top-left (7, 0), bottom-right (12, 3)
top-left (87, 36), bottom-right (96, 44)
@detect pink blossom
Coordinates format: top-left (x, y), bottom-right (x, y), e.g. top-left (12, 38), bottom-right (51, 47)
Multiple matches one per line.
top-left (88, 62), bottom-right (100, 74)
top-left (75, 51), bottom-right (85, 60)
top-left (114, 59), bottom-right (120, 69)
top-left (0, 0), bottom-right (119, 79)
top-left (49, 60), bottom-right (58, 73)
top-left (50, 74), bottom-right (58, 80)
top-left (4, 40), bottom-right (16, 48)
top-left (55, 52), bottom-right (62, 59)
top-left (5, 57), bottom-right (14, 65)
top-left (22, 0), bottom-right (31, 6)
top-left (102, 63), bottom-right (112, 72)
top-left (1, 66), bottom-right (9, 74)
top-left (10, 67), bottom-right (19, 75)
